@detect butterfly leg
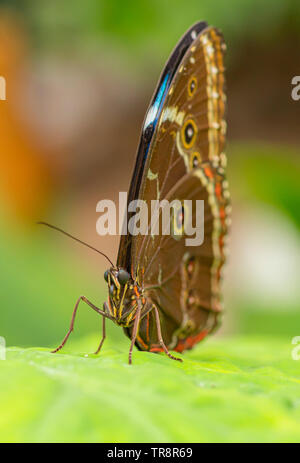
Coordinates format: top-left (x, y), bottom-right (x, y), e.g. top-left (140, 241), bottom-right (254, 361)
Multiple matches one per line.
top-left (94, 315), bottom-right (106, 355)
top-left (153, 305), bottom-right (183, 362)
top-left (128, 302), bottom-right (142, 365)
top-left (51, 296), bottom-right (107, 354)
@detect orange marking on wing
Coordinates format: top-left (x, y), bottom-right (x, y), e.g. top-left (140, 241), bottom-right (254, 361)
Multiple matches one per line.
top-left (219, 206), bottom-right (225, 220)
top-left (204, 167), bottom-right (213, 178)
top-left (215, 182), bottom-right (222, 198)
top-left (150, 347), bottom-right (164, 353)
top-left (174, 330), bottom-right (208, 353)
top-left (134, 286), bottom-right (140, 298)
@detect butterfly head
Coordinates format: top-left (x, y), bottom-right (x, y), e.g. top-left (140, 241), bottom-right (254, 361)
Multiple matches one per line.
top-left (104, 267), bottom-right (140, 326)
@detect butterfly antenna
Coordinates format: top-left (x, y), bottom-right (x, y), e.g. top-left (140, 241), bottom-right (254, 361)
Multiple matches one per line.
top-left (37, 221), bottom-right (114, 267)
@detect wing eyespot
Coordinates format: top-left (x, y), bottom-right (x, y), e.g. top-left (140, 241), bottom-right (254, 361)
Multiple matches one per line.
top-left (189, 152), bottom-right (202, 170)
top-left (181, 118), bottom-right (197, 149)
top-left (187, 76), bottom-right (197, 98)
top-left (171, 201), bottom-right (190, 240)
top-left (185, 256), bottom-right (196, 277)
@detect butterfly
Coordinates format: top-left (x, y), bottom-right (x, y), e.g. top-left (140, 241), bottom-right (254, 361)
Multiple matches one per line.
top-left (42, 21), bottom-right (230, 364)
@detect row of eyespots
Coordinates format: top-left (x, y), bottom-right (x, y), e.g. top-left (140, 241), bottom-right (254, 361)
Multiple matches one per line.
top-left (184, 256), bottom-right (196, 310)
top-left (185, 73), bottom-right (202, 169)
top-left (181, 33), bottom-right (224, 170)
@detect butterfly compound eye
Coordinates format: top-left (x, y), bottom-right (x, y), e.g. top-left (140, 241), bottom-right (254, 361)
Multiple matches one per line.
top-left (117, 269), bottom-right (130, 285)
top-left (104, 270), bottom-right (109, 282)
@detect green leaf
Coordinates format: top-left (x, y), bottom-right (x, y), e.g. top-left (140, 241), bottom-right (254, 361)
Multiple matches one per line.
top-left (1, 336), bottom-right (300, 442)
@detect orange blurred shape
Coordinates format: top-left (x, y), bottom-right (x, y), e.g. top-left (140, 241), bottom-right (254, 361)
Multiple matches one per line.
top-left (0, 11), bottom-right (57, 223)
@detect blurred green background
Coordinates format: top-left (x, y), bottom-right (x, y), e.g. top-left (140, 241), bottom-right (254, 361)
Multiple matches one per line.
top-left (0, 0), bottom-right (299, 443)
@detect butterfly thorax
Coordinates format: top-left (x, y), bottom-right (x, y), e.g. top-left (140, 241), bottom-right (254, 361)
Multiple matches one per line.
top-left (104, 268), bottom-right (145, 327)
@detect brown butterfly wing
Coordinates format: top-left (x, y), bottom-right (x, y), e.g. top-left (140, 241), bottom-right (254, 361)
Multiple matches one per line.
top-left (122, 26), bottom-right (229, 351)
top-left (117, 21), bottom-right (209, 270)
